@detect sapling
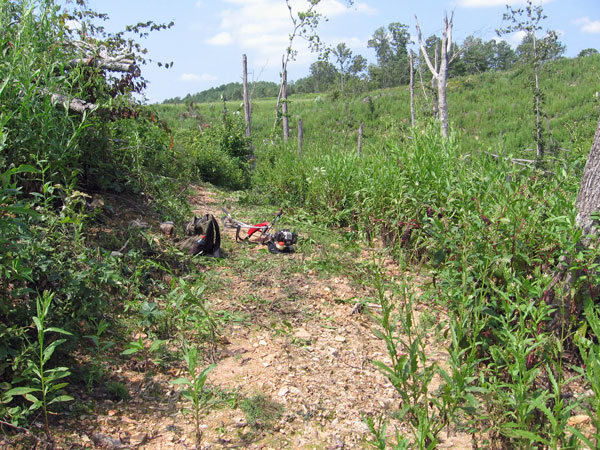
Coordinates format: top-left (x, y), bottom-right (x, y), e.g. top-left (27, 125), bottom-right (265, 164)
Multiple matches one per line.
top-left (2, 291), bottom-right (73, 440)
top-left (171, 345), bottom-right (216, 447)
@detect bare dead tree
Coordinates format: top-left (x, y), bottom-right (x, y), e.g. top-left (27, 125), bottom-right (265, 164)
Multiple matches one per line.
top-left (358, 122), bottom-right (364, 157)
top-left (242, 54), bottom-right (251, 138)
top-left (415, 12), bottom-right (459, 137)
top-left (409, 49), bottom-right (416, 130)
top-left (546, 118), bottom-right (600, 328)
top-left (282, 61), bottom-right (289, 143)
top-left (298, 118), bottom-right (304, 155)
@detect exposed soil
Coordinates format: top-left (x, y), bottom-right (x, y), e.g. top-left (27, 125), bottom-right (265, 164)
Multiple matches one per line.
top-left (6, 186), bottom-right (474, 450)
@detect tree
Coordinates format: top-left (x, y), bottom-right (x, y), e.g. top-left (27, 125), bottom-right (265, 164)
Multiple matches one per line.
top-left (332, 42), bottom-right (353, 92)
top-left (497, 0), bottom-right (562, 157)
top-left (546, 118), bottom-right (600, 329)
top-left (367, 22), bottom-right (411, 88)
top-left (578, 48), bottom-right (599, 58)
top-left (309, 59), bottom-right (338, 92)
top-left (516, 32), bottom-right (565, 63)
top-left (415, 12), bottom-right (458, 138)
top-left (273, 0), bottom-right (354, 139)
top-left (349, 54), bottom-right (367, 78)
top-left (460, 36), bottom-right (490, 74)
top-left (489, 40), bottom-right (517, 71)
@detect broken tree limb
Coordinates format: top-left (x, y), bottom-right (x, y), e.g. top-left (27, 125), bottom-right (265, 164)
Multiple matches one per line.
top-left (43, 89), bottom-right (97, 114)
top-left (67, 58), bottom-right (137, 73)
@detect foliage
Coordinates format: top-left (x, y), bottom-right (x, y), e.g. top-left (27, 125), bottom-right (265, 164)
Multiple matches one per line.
top-left (0, 0), bottom-right (189, 434)
top-left (239, 393), bottom-right (284, 430)
top-left (163, 81), bottom-right (280, 104)
top-left (175, 103), bottom-right (252, 190)
top-left (171, 346), bottom-right (216, 447)
top-left (2, 292), bottom-right (73, 438)
top-left (367, 22), bottom-right (412, 89)
top-left (369, 261), bottom-right (465, 449)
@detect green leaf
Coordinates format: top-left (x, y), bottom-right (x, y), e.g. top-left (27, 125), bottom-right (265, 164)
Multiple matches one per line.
top-left (48, 395), bottom-right (74, 404)
top-left (4, 386), bottom-right (39, 397)
top-left (121, 347), bottom-right (140, 355)
top-left (171, 378), bottom-right (192, 386)
top-left (567, 426), bottom-right (594, 448)
top-left (46, 327), bottom-right (72, 335)
top-left (32, 316), bottom-right (42, 331)
top-left (502, 425), bottom-right (549, 445)
top-left (149, 339), bottom-right (167, 353)
top-left (22, 392), bottom-right (38, 405)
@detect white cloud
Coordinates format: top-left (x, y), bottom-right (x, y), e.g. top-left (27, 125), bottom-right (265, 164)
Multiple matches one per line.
top-left (180, 73), bottom-right (218, 82)
top-left (206, 32), bottom-right (234, 45)
top-left (353, 2), bottom-right (378, 15)
top-left (508, 30), bottom-right (527, 47)
top-left (204, 0), bottom-right (366, 68)
top-left (574, 17), bottom-right (600, 34)
top-left (65, 19), bottom-right (81, 31)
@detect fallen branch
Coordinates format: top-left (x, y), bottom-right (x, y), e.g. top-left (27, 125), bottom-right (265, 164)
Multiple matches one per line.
top-left (43, 89), bottom-right (97, 114)
top-left (0, 419), bottom-right (50, 446)
top-left (67, 58), bottom-right (137, 73)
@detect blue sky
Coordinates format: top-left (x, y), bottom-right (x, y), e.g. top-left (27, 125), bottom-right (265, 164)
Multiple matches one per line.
top-left (83, 0), bottom-right (600, 103)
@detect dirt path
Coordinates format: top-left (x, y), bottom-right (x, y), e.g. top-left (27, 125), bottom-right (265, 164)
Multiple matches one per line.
top-left (48, 186), bottom-right (472, 450)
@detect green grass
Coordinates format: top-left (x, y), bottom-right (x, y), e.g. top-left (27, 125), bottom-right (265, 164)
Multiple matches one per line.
top-left (155, 54), bottom-right (600, 163)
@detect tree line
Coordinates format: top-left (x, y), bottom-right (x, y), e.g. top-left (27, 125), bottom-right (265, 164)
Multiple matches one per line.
top-left (163, 21), bottom-right (598, 104)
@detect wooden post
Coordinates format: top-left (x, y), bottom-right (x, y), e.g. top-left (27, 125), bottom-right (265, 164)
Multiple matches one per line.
top-left (409, 50), bottom-right (415, 130)
top-left (298, 118), bottom-right (303, 156)
top-left (282, 61), bottom-right (289, 143)
top-left (358, 122), bottom-right (364, 157)
top-left (242, 54), bottom-right (251, 138)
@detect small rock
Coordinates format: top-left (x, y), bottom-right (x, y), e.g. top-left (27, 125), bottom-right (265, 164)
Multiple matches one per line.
top-left (278, 387), bottom-right (289, 397)
top-left (259, 339), bottom-right (267, 346)
top-left (130, 432), bottom-right (148, 445)
top-left (334, 336), bottom-right (346, 343)
top-left (567, 415), bottom-right (591, 426)
top-left (294, 328), bottom-right (311, 339)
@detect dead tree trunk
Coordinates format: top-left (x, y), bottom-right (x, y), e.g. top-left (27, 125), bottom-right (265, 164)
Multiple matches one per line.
top-left (298, 118), bottom-right (303, 155)
top-left (409, 50), bottom-right (416, 130)
top-left (533, 34), bottom-right (544, 158)
top-left (546, 118), bottom-right (600, 327)
top-left (282, 63), bottom-right (289, 143)
top-left (242, 54), bottom-right (251, 138)
top-left (358, 122), bottom-right (364, 157)
top-left (575, 120), bottom-right (600, 237)
top-left (415, 13), bottom-right (456, 138)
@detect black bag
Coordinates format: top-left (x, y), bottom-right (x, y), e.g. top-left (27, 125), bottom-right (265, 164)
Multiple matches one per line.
top-left (179, 214), bottom-right (222, 257)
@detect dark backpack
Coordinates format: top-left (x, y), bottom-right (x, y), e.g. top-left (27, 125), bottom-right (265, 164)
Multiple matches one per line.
top-left (178, 214), bottom-right (222, 257)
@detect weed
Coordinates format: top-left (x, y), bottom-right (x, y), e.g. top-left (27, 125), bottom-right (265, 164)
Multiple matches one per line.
top-left (2, 291), bottom-right (73, 440)
top-left (121, 337), bottom-right (168, 369)
top-left (105, 381), bottom-right (130, 402)
top-left (239, 393), bottom-right (284, 430)
top-left (171, 346), bottom-right (216, 447)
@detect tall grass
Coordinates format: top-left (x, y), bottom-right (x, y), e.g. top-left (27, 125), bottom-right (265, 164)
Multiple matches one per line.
top-left (252, 114), bottom-right (600, 446)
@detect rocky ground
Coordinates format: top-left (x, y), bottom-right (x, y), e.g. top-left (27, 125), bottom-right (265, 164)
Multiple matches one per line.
top-left (6, 186), bottom-right (475, 450)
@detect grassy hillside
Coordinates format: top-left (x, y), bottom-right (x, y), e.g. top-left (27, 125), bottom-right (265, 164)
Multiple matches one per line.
top-left (155, 54), bottom-right (600, 161)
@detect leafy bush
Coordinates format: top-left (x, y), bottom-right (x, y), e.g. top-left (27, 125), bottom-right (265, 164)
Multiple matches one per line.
top-left (176, 106), bottom-right (252, 190)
